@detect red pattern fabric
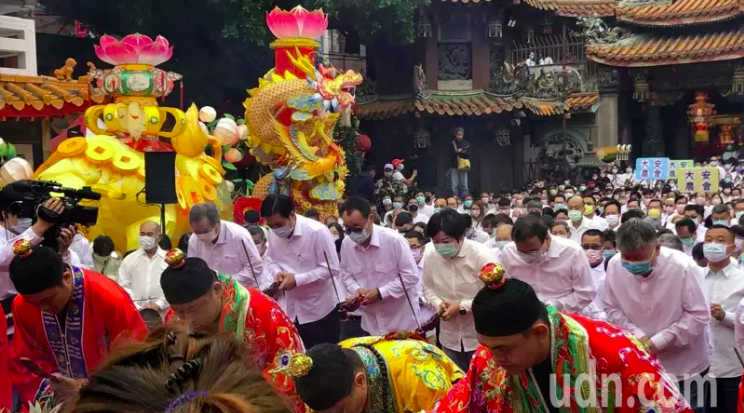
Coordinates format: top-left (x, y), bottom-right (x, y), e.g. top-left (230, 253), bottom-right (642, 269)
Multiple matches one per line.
top-left (165, 286), bottom-right (306, 413)
top-left (9, 270), bottom-right (148, 405)
top-left (429, 313), bottom-right (693, 413)
top-left (0, 307), bottom-right (11, 412)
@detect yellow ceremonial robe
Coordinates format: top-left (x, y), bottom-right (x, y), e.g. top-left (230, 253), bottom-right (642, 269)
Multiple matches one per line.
top-left (340, 336), bottom-right (465, 413)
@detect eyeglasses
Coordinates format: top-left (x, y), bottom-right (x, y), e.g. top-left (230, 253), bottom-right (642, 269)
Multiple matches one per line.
top-left (344, 227), bottom-right (365, 235)
top-left (582, 244), bottom-right (602, 251)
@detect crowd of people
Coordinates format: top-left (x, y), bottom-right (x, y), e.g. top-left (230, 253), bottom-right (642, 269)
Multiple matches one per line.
top-left (2, 151), bottom-right (744, 413)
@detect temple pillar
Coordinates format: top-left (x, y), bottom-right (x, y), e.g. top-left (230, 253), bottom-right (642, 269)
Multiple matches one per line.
top-left (597, 93), bottom-right (618, 148)
top-left (644, 104), bottom-right (664, 156)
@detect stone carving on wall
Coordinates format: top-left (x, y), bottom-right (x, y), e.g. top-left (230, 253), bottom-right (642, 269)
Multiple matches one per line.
top-left (526, 67), bottom-right (582, 99)
top-left (596, 67), bottom-right (620, 92)
top-left (437, 44), bottom-right (472, 81)
top-left (574, 17), bottom-right (631, 44)
top-left (355, 79), bottom-right (377, 104)
top-left (413, 64), bottom-right (431, 99)
top-left (488, 62), bottom-right (531, 95)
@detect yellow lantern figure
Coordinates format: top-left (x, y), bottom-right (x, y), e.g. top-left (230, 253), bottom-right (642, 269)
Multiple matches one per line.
top-left (33, 33), bottom-right (230, 252)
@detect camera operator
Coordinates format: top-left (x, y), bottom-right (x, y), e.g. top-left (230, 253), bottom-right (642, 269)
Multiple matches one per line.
top-left (0, 196), bottom-right (83, 332)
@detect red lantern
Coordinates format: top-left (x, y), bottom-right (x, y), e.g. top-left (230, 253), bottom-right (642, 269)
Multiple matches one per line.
top-left (356, 134), bottom-right (372, 153)
top-left (688, 92), bottom-right (716, 143)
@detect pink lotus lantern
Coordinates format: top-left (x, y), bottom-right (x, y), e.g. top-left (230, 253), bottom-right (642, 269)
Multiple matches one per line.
top-left (88, 33), bottom-right (182, 100)
top-left (266, 6), bottom-right (328, 78)
top-left (95, 33), bottom-right (174, 66)
top-left (266, 6), bottom-right (328, 40)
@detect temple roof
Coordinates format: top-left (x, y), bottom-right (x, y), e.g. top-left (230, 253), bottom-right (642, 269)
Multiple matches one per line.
top-left (615, 0), bottom-right (743, 26)
top-left (523, 0), bottom-right (616, 17)
top-left (443, 0), bottom-right (744, 26)
top-left (0, 73), bottom-right (106, 118)
top-left (585, 29), bottom-right (744, 67)
top-left (355, 91), bottom-right (598, 119)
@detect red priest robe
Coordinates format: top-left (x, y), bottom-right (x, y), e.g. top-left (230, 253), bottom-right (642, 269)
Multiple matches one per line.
top-left (10, 268), bottom-right (148, 405)
top-left (165, 272), bottom-right (306, 413)
top-left (0, 306), bottom-right (10, 411)
top-left (428, 307), bottom-right (693, 413)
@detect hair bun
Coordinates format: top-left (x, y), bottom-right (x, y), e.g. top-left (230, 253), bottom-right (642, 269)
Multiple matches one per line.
top-left (12, 239), bottom-right (32, 258)
top-left (479, 262), bottom-right (505, 290)
top-left (165, 249), bottom-right (185, 269)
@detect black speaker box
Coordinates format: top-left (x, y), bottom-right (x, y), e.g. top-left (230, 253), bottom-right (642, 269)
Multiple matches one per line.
top-left (144, 151), bottom-right (178, 204)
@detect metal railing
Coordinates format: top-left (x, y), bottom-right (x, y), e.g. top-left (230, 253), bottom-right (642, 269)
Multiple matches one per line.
top-left (509, 35), bottom-right (596, 89)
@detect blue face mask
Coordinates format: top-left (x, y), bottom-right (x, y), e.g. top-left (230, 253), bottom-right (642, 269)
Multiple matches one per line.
top-left (463, 200), bottom-right (473, 208)
top-left (393, 202), bottom-right (404, 210)
top-left (598, 206), bottom-right (605, 215)
top-left (713, 220), bottom-right (730, 227)
top-left (602, 250), bottom-right (616, 260)
top-left (554, 203), bottom-right (567, 211)
top-left (495, 240), bottom-right (510, 250)
top-left (621, 250), bottom-right (655, 276)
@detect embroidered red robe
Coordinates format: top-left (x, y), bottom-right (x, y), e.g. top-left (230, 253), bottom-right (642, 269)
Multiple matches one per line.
top-left (9, 268), bottom-right (148, 405)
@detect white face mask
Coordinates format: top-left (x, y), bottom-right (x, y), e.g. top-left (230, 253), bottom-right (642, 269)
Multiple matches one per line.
top-left (349, 228), bottom-right (371, 244)
top-left (605, 214), bottom-right (620, 226)
top-left (196, 227), bottom-right (218, 243)
top-left (272, 224), bottom-right (294, 239)
top-left (138, 235), bottom-right (157, 251)
top-left (11, 217), bottom-right (32, 234)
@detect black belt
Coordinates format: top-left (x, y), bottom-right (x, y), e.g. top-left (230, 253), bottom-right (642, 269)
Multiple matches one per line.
top-left (1, 294), bottom-right (15, 328)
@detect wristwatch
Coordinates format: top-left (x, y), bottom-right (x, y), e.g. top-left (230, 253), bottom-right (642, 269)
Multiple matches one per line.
top-left (459, 303), bottom-right (467, 315)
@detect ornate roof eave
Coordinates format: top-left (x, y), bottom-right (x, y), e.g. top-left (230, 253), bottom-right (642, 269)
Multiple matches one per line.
top-left (585, 29), bottom-right (744, 68)
top-left (523, 0), bottom-right (616, 17)
top-left (615, 0), bottom-right (743, 27)
top-left (354, 91), bottom-right (599, 119)
top-left (0, 61), bottom-right (107, 119)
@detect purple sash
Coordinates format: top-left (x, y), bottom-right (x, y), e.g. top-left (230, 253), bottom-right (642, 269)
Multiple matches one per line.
top-left (41, 267), bottom-right (87, 379)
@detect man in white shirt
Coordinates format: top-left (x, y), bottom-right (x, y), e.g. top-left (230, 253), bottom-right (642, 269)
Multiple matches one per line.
top-left (69, 232), bottom-right (93, 269)
top-left (602, 219), bottom-right (710, 410)
top-left (500, 215), bottom-right (596, 313)
top-left (262, 194), bottom-right (340, 348)
top-left (603, 199), bottom-right (622, 232)
top-left (416, 192), bottom-right (435, 218)
top-left (404, 230), bottom-right (437, 341)
top-left (685, 204), bottom-right (708, 243)
top-left (188, 202), bottom-right (264, 289)
top-left (566, 195), bottom-right (596, 244)
top-left (407, 198), bottom-right (429, 225)
top-left (117, 220), bottom-right (168, 312)
top-left (422, 209), bottom-right (497, 370)
top-left (583, 195), bottom-right (608, 231)
top-left (676, 218), bottom-right (698, 256)
top-left (339, 197), bottom-right (422, 336)
top-left (0, 197), bottom-right (81, 331)
top-left (703, 224), bottom-right (744, 413)
top-left (580, 229), bottom-right (607, 320)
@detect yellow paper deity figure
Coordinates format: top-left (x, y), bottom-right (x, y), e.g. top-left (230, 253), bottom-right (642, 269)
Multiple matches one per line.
top-left (34, 33), bottom-right (229, 252)
top-left (244, 6), bottom-right (363, 218)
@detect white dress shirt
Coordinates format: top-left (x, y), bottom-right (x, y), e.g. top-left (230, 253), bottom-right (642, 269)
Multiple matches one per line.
top-left (265, 214), bottom-right (340, 324)
top-left (705, 261), bottom-right (744, 377)
top-left (412, 212), bottom-right (429, 225)
top-left (188, 220), bottom-right (264, 289)
top-left (117, 247), bottom-right (169, 311)
top-left (568, 216), bottom-right (595, 244)
top-left (70, 233), bottom-right (93, 269)
top-left (339, 225), bottom-right (421, 335)
top-left (0, 226), bottom-right (80, 300)
top-left (500, 235), bottom-right (596, 313)
top-left (466, 229), bottom-right (491, 244)
top-left (421, 203), bottom-right (435, 218)
top-left (589, 215), bottom-right (609, 231)
top-left (602, 247), bottom-right (711, 380)
top-left (422, 239), bottom-right (497, 352)
top-left (417, 260), bottom-right (437, 338)
top-left (581, 264), bottom-right (607, 321)
top-left (734, 297), bottom-right (744, 351)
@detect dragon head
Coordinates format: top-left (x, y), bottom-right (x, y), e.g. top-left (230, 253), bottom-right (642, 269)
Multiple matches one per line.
top-left (328, 70), bottom-right (363, 110)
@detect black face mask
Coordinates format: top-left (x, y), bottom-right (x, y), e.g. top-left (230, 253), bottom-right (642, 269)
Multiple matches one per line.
top-left (409, 205), bottom-right (419, 212)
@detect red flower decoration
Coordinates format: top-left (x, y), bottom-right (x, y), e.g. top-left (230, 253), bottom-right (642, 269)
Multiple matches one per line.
top-left (479, 263), bottom-right (506, 290)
